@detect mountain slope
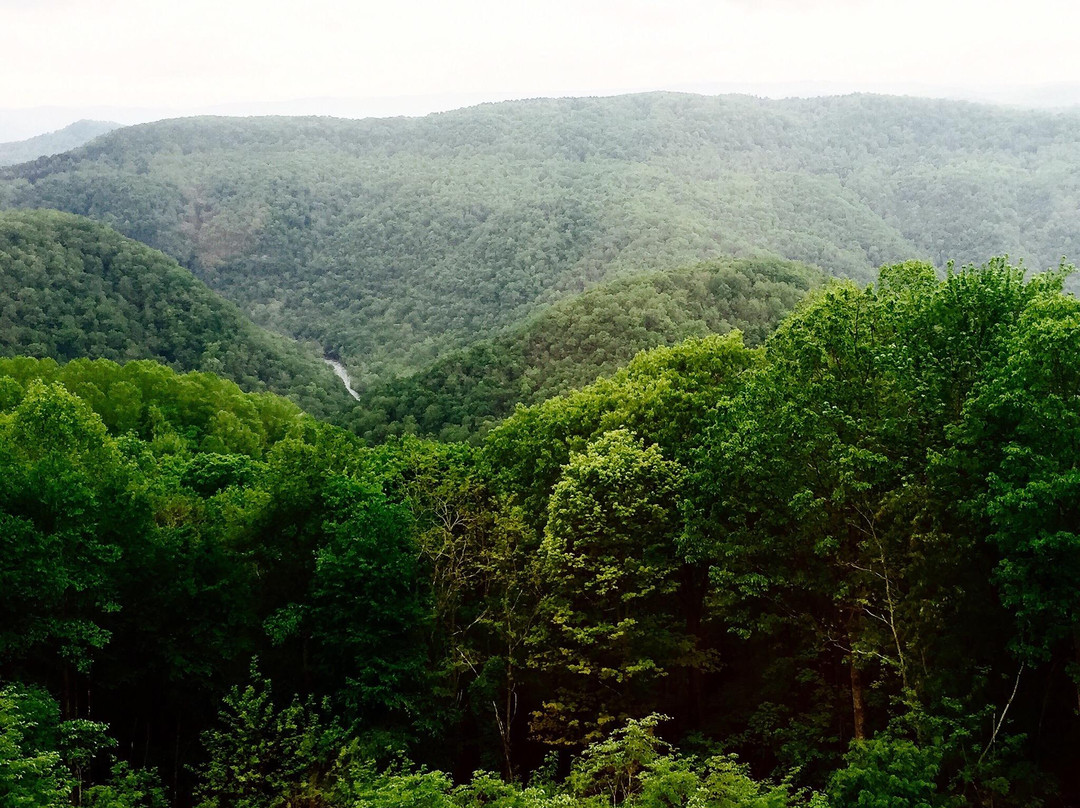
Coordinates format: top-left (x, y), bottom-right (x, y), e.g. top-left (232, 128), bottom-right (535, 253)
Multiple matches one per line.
top-left (353, 256), bottom-right (822, 441)
top-left (0, 120), bottom-right (121, 167)
top-left (2, 93), bottom-right (1078, 383)
top-left (0, 209), bottom-right (353, 418)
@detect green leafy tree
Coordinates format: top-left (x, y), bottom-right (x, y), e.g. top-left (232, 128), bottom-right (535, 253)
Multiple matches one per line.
top-left (0, 685), bottom-right (73, 808)
top-left (828, 735), bottom-right (953, 808)
top-left (84, 762), bottom-right (168, 808)
top-left (369, 436), bottom-right (541, 776)
top-left (309, 476), bottom-right (433, 735)
top-left (196, 663), bottom-right (327, 808)
top-left (0, 381), bottom-right (141, 683)
top-left (533, 431), bottom-right (693, 745)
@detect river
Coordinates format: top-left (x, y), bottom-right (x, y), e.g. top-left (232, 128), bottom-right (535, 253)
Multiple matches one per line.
top-left (323, 358), bottom-right (362, 401)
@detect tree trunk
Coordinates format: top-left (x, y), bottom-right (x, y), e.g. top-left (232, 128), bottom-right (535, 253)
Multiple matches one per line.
top-left (850, 657), bottom-right (867, 741)
top-left (63, 663), bottom-right (74, 720)
top-left (848, 605), bottom-right (867, 741)
top-left (500, 673), bottom-right (516, 779)
top-left (681, 564), bottom-right (708, 728)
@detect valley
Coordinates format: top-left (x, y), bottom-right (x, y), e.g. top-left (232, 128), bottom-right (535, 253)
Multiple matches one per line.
top-left (324, 356), bottom-right (362, 400)
top-left (3, 93), bottom-right (1078, 388)
top-left (3, 91), bottom-right (1080, 807)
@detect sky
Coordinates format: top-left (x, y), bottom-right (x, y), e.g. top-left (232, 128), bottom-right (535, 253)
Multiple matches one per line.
top-left (1, 0), bottom-right (1078, 137)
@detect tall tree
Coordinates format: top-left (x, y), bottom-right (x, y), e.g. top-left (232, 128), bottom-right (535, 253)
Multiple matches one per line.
top-left (531, 430), bottom-right (694, 746)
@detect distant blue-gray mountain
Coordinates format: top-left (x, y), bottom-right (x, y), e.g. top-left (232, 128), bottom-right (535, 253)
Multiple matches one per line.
top-left (0, 119), bottom-right (121, 166)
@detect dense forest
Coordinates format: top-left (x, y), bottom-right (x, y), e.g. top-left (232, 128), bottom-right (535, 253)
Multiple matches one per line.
top-left (353, 257), bottom-right (821, 441)
top-left (7, 258), bottom-right (1080, 806)
top-left (2, 93), bottom-right (1079, 383)
top-left (0, 210), bottom-right (354, 419)
top-left (0, 211), bottom-right (825, 436)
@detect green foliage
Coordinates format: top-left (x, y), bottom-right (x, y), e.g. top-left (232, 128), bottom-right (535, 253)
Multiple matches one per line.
top-left (327, 716), bottom-right (796, 808)
top-left (484, 331), bottom-right (757, 531)
top-left (354, 258), bottom-right (819, 441)
top-left (182, 453), bottom-right (260, 496)
top-left (0, 355), bottom-right (307, 457)
top-left (451, 772), bottom-right (554, 808)
top-left (567, 714), bottom-right (673, 804)
top-left (0, 210), bottom-right (353, 418)
top-left (195, 663), bottom-right (328, 808)
top-left (309, 476), bottom-right (433, 729)
top-left (84, 762), bottom-right (168, 808)
top-left (534, 434), bottom-right (689, 744)
top-left (943, 275), bottom-right (1080, 664)
top-left (5, 251), bottom-right (1080, 805)
top-left (334, 764), bottom-right (458, 808)
top-left (0, 684), bottom-right (161, 808)
top-left (0, 685), bottom-right (73, 808)
top-left (5, 94), bottom-right (1079, 388)
top-left (0, 380), bottom-right (136, 669)
top-left (829, 735), bottom-right (953, 808)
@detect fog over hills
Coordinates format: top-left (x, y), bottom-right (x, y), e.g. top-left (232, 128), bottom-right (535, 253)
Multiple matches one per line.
top-left (4, 80), bottom-right (1079, 142)
top-left (0, 119), bottom-right (121, 166)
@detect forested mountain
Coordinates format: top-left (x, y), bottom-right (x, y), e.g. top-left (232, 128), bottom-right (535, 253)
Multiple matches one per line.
top-left (0, 119), bottom-right (120, 167)
top-left (354, 256), bottom-right (821, 441)
top-left (0, 210), bottom-right (354, 418)
top-left (2, 93), bottom-right (1078, 383)
top-left (7, 90), bottom-right (1080, 807)
top-left (6, 259), bottom-right (1080, 805)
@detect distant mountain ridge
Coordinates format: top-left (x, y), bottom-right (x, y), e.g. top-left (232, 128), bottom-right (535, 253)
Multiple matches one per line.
top-left (0, 119), bottom-right (121, 166)
top-left (2, 92), bottom-right (1078, 385)
top-left (3, 80), bottom-right (1078, 141)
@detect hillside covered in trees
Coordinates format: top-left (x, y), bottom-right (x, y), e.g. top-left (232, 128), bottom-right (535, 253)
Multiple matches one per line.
top-left (0, 210), bottom-right (354, 419)
top-left (2, 93), bottom-right (1079, 383)
top-left (6, 259), bottom-right (1080, 806)
top-left (0, 120), bottom-right (120, 167)
top-left (353, 256), bottom-right (822, 441)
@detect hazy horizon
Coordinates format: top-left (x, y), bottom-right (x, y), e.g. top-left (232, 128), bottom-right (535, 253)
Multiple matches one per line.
top-left (4, 79), bottom-right (1080, 144)
top-left (3, 0), bottom-right (1078, 140)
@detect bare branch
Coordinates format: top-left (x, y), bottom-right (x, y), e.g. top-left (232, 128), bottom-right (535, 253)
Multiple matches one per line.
top-left (979, 665), bottom-right (1025, 767)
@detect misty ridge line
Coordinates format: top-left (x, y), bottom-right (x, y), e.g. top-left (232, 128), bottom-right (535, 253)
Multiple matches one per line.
top-left (3, 81), bottom-right (1080, 142)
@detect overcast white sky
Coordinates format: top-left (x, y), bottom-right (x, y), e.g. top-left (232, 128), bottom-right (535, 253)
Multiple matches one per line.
top-left (1, 0), bottom-right (1077, 130)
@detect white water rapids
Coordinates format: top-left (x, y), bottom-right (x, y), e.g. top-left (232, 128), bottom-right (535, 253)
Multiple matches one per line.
top-left (323, 358), bottom-right (362, 401)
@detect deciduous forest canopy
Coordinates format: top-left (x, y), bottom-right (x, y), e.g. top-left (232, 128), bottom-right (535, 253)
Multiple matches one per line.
top-left (0, 209), bottom-right (354, 419)
top-left (3, 93), bottom-right (1079, 383)
top-left (351, 256), bottom-right (822, 442)
top-left (3, 92), bottom-right (1080, 808)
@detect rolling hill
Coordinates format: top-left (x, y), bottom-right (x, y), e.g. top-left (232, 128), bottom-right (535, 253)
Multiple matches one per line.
top-left (0, 119), bottom-right (121, 167)
top-left (352, 256), bottom-right (822, 441)
top-left (0, 209), bottom-right (354, 418)
top-left (2, 92), bottom-right (1078, 385)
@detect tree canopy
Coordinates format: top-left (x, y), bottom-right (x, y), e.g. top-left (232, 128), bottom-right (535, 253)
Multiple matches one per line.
top-left (4, 93), bottom-right (1079, 384)
top-left (0, 209), bottom-right (354, 419)
top-left (353, 257), bottom-right (821, 441)
top-left (5, 253), bottom-right (1080, 805)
